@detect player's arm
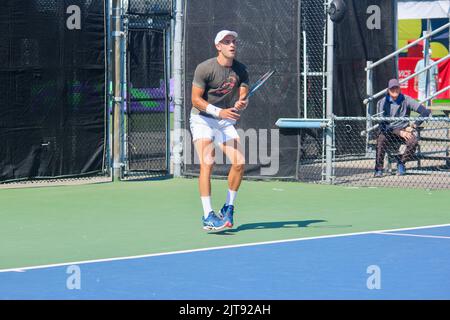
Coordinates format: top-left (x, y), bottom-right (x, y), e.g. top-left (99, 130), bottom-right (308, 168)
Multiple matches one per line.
top-left (405, 96), bottom-right (431, 131)
top-left (191, 64), bottom-right (217, 115)
top-left (191, 85), bottom-right (240, 120)
top-left (191, 85), bottom-right (211, 113)
top-left (239, 85), bottom-right (249, 100)
top-left (234, 86), bottom-right (249, 111)
top-left (234, 70), bottom-right (250, 111)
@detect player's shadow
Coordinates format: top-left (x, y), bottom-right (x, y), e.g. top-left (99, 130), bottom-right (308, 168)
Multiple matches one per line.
top-left (213, 219), bottom-right (327, 235)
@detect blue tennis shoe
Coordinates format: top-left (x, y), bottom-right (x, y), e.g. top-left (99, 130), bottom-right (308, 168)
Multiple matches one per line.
top-left (220, 204), bottom-right (234, 228)
top-left (202, 211), bottom-right (227, 231)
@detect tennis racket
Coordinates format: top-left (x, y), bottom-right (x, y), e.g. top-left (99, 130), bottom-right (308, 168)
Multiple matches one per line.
top-left (243, 70), bottom-right (276, 100)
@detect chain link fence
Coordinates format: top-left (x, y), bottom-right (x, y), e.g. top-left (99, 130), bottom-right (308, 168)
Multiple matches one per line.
top-left (125, 0), bottom-right (172, 28)
top-left (332, 117), bottom-right (450, 189)
top-left (124, 29), bottom-right (169, 177)
top-left (294, 116), bottom-right (449, 189)
top-left (301, 0), bottom-right (328, 119)
top-left (121, 0), bottom-right (172, 180)
top-left (295, 0), bottom-right (328, 181)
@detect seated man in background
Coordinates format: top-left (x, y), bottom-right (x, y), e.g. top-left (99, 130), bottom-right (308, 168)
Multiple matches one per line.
top-left (374, 79), bottom-right (431, 177)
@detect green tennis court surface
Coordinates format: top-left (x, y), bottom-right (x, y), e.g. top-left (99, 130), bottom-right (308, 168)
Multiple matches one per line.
top-left (1, 178), bottom-right (449, 271)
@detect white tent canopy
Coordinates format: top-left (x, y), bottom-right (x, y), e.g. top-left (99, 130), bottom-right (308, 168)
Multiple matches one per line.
top-left (398, 0), bottom-right (450, 19)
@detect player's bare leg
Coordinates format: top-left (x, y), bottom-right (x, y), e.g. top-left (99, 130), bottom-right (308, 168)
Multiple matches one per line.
top-left (221, 138), bottom-right (245, 191)
top-left (218, 138), bottom-right (245, 227)
top-left (194, 139), bottom-right (227, 231)
top-left (194, 139), bottom-right (215, 197)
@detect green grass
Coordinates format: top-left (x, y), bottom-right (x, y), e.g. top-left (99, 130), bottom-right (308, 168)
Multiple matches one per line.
top-left (0, 178), bottom-right (449, 270)
top-left (433, 99), bottom-right (450, 106)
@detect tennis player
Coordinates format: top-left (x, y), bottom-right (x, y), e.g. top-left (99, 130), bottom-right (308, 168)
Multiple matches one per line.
top-left (190, 30), bottom-right (249, 231)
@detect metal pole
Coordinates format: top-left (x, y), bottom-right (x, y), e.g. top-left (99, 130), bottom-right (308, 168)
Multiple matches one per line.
top-left (366, 61), bottom-right (374, 156)
top-left (364, 54), bottom-right (450, 104)
top-left (112, 0), bottom-right (123, 181)
top-left (105, 0), bottom-right (113, 177)
top-left (366, 22), bottom-right (450, 71)
top-left (419, 85), bottom-right (450, 105)
top-left (173, 0), bottom-right (183, 177)
top-left (393, 0), bottom-right (399, 77)
top-left (423, 21), bottom-right (431, 107)
top-left (121, 8), bottom-right (128, 176)
top-left (165, 29), bottom-right (171, 174)
top-left (303, 30), bottom-right (308, 119)
top-left (325, 2), bottom-right (334, 184)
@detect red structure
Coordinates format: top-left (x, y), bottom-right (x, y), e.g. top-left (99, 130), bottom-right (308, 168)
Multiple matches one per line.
top-left (399, 58), bottom-right (450, 99)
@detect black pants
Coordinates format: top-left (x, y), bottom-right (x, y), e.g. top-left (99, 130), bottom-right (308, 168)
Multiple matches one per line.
top-left (375, 131), bottom-right (418, 171)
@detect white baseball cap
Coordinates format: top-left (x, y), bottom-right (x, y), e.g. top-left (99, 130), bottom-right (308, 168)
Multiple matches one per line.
top-left (214, 30), bottom-right (238, 45)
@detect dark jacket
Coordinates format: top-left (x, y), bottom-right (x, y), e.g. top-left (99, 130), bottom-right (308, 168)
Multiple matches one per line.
top-left (376, 93), bottom-right (431, 132)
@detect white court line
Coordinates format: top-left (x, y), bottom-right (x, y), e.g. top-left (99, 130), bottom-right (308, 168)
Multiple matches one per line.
top-left (376, 232), bottom-right (450, 240)
top-left (1, 223), bottom-right (450, 274)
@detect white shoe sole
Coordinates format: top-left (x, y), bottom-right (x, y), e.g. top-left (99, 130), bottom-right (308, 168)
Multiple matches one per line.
top-left (203, 225), bottom-right (226, 232)
top-left (203, 221), bottom-right (232, 232)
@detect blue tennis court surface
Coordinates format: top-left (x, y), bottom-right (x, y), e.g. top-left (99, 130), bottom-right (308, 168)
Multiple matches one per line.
top-left (1, 225), bottom-right (449, 300)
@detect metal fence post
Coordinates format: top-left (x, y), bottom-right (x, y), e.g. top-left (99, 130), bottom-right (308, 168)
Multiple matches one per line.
top-left (325, 3), bottom-right (334, 184)
top-left (112, 0), bottom-right (124, 181)
top-left (105, 0), bottom-right (113, 177)
top-left (366, 60), bottom-right (374, 156)
top-left (303, 30), bottom-right (308, 119)
top-left (423, 27), bottom-right (431, 107)
top-left (172, 0), bottom-right (183, 177)
top-left (120, 7), bottom-right (128, 177)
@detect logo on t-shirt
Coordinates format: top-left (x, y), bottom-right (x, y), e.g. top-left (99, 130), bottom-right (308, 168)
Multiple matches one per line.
top-left (212, 76), bottom-right (237, 96)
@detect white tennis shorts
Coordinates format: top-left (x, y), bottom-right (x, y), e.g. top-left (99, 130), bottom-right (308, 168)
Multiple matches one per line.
top-left (189, 114), bottom-right (239, 144)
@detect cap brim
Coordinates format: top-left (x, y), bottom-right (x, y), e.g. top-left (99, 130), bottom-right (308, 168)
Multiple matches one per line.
top-left (215, 31), bottom-right (238, 44)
